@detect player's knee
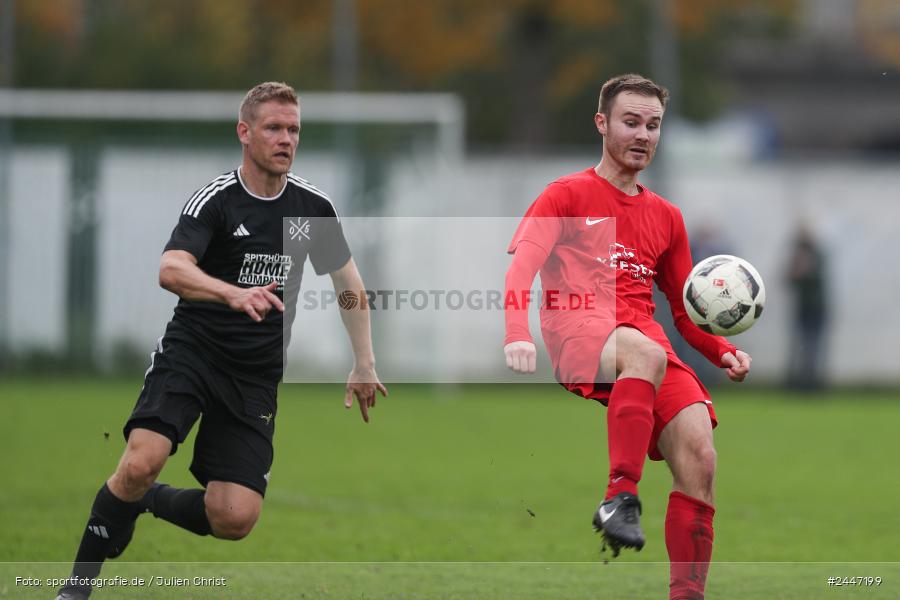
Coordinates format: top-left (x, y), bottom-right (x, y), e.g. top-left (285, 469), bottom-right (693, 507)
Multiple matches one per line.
top-left (206, 501), bottom-right (259, 541)
top-left (692, 444), bottom-right (717, 491)
top-left (700, 445), bottom-right (717, 471)
top-left (638, 342), bottom-right (667, 386)
top-left (119, 456), bottom-right (163, 493)
top-left (210, 512), bottom-right (258, 541)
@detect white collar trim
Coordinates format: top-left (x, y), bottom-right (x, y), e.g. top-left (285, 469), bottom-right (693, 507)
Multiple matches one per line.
top-left (237, 167), bottom-right (287, 201)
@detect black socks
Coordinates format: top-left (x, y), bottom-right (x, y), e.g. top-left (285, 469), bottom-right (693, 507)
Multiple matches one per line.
top-left (64, 484), bottom-right (144, 594)
top-left (147, 483), bottom-right (211, 536)
top-left (63, 482), bottom-right (212, 596)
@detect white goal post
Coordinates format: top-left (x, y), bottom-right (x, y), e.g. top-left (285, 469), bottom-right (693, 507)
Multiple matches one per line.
top-left (0, 88), bottom-right (465, 158)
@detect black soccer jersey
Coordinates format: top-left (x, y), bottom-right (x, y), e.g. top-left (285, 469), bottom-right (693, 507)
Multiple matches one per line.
top-left (162, 168), bottom-right (351, 382)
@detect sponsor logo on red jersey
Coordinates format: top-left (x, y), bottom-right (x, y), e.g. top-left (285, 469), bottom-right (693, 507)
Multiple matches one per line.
top-left (596, 242), bottom-right (657, 284)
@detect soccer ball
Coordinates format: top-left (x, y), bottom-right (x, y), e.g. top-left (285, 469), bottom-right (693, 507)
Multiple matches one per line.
top-left (682, 255), bottom-right (765, 336)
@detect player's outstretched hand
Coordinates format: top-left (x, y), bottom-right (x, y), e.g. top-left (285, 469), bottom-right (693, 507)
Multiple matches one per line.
top-left (227, 281), bottom-right (285, 322)
top-left (504, 341), bottom-right (537, 374)
top-left (721, 350), bottom-right (752, 382)
top-left (345, 365), bottom-right (388, 423)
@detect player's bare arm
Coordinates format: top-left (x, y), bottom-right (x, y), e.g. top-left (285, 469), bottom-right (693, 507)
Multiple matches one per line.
top-left (159, 249), bottom-right (285, 322)
top-left (720, 349), bottom-right (752, 382)
top-left (329, 257), bottom-right (388, 422)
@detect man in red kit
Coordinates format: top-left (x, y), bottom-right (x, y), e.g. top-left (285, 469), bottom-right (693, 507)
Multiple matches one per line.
top-left (503, 73), bottom-right (752, 600)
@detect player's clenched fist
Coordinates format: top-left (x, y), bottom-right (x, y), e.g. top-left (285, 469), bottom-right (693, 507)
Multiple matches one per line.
top-left (720, 350), bottom-right (752, 382)
top-left (227, 281), bottom-right (286, 322)
top-left (505, 340), bottom-right (537, 373)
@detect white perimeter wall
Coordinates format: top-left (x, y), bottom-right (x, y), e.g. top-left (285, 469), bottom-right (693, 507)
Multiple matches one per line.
top-left (6, 146), bottom-right (899, 384)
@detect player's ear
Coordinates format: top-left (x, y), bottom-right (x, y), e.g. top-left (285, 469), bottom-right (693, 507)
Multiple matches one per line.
top-left (594, 112), bottom-right (607, 137)
top-left (237, 120), bottom-right (251, 145)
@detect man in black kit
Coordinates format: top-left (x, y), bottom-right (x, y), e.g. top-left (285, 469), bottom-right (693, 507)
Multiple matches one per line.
top-left (57, 82), bottom-right (387, 599)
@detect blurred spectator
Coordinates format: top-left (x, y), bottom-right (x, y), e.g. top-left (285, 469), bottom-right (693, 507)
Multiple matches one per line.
top-left (785, 223), bottom-right (829, 390)
top-left (689, 221), bottom-right (730, 266)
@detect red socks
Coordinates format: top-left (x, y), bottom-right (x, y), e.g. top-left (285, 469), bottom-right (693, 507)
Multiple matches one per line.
top-left (666, 491), bottom-right (715, 600)
top-left (605, 377), bottom-right (714, 598)
top-left (605, 377), bottom-right (656, 499)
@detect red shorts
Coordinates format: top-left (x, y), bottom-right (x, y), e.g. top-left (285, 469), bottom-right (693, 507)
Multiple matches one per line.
top-left (646, 360), bottom-right (717, 461)
top-left (554, 341), bottom-right (717, 462)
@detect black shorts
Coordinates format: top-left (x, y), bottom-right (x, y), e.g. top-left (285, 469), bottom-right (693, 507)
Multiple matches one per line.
top-left (124, 337), bottom-right (278, 497)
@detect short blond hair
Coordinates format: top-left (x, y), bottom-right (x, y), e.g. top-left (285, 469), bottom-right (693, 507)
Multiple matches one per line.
top-left (239, 82), bottom-right (299, 123)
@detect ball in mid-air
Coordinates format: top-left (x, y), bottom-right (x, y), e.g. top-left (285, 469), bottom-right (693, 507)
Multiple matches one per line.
top-left (683, 254), bottom-right (765, 336)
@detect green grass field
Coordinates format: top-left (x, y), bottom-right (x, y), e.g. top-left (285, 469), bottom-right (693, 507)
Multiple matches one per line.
top-left (1, 379), bottom-right (899, 598)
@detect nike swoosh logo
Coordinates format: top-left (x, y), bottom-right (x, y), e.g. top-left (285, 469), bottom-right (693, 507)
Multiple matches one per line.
top-left (598, 505), bottom-right (617, 522)
top-left (585, 217), bottom-right (610, 226)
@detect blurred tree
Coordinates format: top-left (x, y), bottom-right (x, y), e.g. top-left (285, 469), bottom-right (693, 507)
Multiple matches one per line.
top-left (858, 0), bottom-right (900, 69)
top-left (16, 0), bottom-right (333, 89)
top-left (12, 0), bottom-right (799, 146)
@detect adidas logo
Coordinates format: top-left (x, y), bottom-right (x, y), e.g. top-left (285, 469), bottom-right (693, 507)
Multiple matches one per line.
top-left (88, 525), bottom-right (109, 539)
top-left (717, 288), bottom-right (732, 299)
top-left (233, 223), bottom-right (251, 237)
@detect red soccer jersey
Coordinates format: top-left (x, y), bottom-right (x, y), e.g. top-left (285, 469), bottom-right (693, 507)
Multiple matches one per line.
top-left (506, 167), bottom-right (736, 374)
